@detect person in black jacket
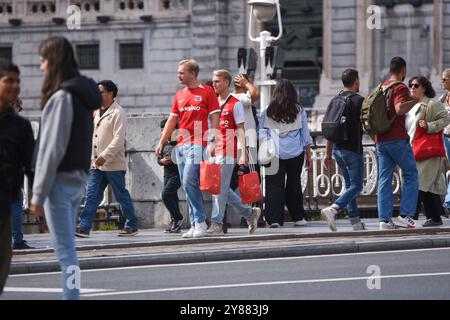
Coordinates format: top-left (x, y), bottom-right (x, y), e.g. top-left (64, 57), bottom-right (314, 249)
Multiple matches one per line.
top-left (0, 60), bottom-right (34, 295)
top-left (323, 69), bottom-right (366, 232)
top-left (30, 37), bottom-right (101, 300)
top-left (158, 118), bottom-right (183, 233)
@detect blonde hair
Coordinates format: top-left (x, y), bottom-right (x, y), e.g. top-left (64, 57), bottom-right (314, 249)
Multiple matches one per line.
top-left (443, 69), bottom-right (450, 79)
top-left (213, 69), bottom-right (232, 86)
top-left (179, 59), bottom-right (199, 77)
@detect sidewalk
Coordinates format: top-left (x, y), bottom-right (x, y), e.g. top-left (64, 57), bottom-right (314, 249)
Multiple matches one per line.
top-left (11, 218), bottom-right (450, 274)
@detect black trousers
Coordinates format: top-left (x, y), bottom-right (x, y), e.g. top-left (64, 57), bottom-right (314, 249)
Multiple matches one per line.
top-left (417, 191), bottom-right (444, 222)
top-left (0, 212), bottom-right (12, 295)
top-left (264, 153), bottom-right (306, 225)
top-left (162, 174), bottom-right (183, 221)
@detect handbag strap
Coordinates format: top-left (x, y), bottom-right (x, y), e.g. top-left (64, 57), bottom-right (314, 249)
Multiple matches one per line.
top-left (246, 148), bottom-right (256, 173)
top-left (422, 103), bottom-right (428, 121)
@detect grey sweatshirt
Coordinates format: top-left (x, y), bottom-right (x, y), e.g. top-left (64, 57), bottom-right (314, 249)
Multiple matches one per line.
top-left (31, 90), bottom-right (87, 206)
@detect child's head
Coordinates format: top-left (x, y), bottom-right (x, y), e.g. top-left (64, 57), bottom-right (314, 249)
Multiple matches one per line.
top-left (160, 118), bottom-right (178, 133)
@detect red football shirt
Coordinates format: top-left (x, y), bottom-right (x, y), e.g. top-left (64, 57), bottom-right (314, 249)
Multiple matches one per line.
top-left (375, 80), bottom-right (411, 143)
top-left (170, 84), bottom-right (220, 146)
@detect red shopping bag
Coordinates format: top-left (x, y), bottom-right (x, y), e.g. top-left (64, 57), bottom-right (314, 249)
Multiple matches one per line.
top-left (412, 107), bottom-right (446, 160)
top-left (413, 127), bottom-right (446, 160)
top-left (239, 171), bottom-right (263, 205)
top-left (200, 161), bottom-right (221, 195)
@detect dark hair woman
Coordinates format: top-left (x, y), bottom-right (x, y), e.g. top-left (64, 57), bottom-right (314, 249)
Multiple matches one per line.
top-left (258, 79), bottom-right (313, 228)
top-left (406, 76), bottom-right (450, 227)
top-left (30, 37), bottom-right (101, 300)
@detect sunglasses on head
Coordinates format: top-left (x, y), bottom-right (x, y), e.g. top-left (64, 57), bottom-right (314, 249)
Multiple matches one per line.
top-left (409, 83), bottom-right (420, 89)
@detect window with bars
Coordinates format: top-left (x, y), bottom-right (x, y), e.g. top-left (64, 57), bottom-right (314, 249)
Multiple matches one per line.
top-left (0, 47), bottom-right (12, 62)
top-left (119, 43), bottom-right (143, 69)
top-left (76, 44), bottom-right (99, 70)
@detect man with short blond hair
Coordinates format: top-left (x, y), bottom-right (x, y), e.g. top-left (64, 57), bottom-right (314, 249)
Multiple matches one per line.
top-left (156, 60), bottom-right (220, 239)
top-left (179, 59), bottom-right (200, 77)
top-left (206, 69), bottom-right (261, 237)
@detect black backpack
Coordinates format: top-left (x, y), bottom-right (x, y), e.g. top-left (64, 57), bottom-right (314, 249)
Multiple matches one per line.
top-left (322, 92), bottom-right (355, 144)
top-left (0, 137), bottom-right (23, 193)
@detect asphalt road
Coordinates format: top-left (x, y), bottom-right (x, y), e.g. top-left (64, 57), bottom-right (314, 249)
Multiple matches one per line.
top-left (2, 248), bottom-right (450, 301)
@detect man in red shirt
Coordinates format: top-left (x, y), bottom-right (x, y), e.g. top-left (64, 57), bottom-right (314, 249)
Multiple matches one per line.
top-left (156, 60), bottom-right (220, 239)
top-left (205, 69), bottom-right (261, 237)
top-left (375, 57), bottom-right (419, 230)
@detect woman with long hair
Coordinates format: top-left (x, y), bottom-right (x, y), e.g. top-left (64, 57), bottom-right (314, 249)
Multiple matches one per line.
top-left (31, 37), bottom-right (101, 299)
top-left (258, 79), bottom-right (313, 228)
top-left (406, 76), bottom-right (450, 227)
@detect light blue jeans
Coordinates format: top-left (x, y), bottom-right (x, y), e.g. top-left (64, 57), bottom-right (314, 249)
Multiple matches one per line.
top-left (333, 149), bottom-right (364, 220)
top-left (211, 156), bottom-right (252, 225)
top-left (44, 176), bottom-right (85, 300)
top-left (176, 144), bottom-right (206, 226)
top-left (11, 191), bottom-right (24, 245)
top-left (376, 140), bottom-right (418, 222)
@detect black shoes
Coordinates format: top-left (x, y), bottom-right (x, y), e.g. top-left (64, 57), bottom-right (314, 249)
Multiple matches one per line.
top-left (75, 227), bottom-right (90, 238)
top-left (164, 219), bottom-right (183, 233)
top-left (422, 219), bottom-right (443, 227)
top-left (13, 240), bottom-right (34, 250)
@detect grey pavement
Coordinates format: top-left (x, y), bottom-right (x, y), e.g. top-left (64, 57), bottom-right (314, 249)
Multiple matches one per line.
top-left (10, 218), bottom-right (450, 275)
top-left (4, 248), bottom-right (450, 300)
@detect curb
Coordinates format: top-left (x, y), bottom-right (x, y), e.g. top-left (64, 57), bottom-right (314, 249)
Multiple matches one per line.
top-left (10, 235), bottom-right (450, 275)
top-left (12, 227), bottom-right (450, 256)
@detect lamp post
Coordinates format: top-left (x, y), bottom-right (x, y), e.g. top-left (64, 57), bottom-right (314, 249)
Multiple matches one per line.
top-left (247, 0), bottom-right (283, 112)
top-left (247, 0), bottom-right (283, 207)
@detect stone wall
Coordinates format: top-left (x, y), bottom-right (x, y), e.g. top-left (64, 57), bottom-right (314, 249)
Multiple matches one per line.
top-left (124, 114), bottom-right (242, 229)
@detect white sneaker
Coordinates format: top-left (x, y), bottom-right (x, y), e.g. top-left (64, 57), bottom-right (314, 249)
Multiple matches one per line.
top-left (247, 207), bottom-right (261, 235)
top-left (193, 221), bottom-right (207, 238)
top-left (182, 227), bottom-right (195, 238)
top-left (294, 219), bottom-right (308, 227)
top-left (321, 207), bottom-right (338, 232)
top-left (394, 216), bottom-right (416, 229)
top-left (379, 220), bottom-right (396, 230)
top-left (205, 223), bottom-right (224, 237)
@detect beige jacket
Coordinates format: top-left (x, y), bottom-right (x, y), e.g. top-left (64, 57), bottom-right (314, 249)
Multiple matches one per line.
top-left (410, 97), bottom-right (450, 195)
top-left (92, 101), bottom-right (127, 171)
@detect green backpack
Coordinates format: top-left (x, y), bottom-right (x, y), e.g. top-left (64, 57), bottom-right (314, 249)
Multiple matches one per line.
top-left (361, 81), bottom-right (403, 136)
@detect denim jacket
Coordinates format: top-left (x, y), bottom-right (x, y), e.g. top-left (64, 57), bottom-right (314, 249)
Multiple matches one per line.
top-left (258, 109), bottom-right (313, 160)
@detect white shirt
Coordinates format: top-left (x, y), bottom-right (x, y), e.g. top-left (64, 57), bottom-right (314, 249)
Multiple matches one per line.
top-left (406, 103), bottom-right (421, 144)
top-left (232, 92), bottom-right (257, 148)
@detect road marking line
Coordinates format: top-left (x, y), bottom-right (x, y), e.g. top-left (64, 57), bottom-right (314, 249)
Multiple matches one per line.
top-left (10, 247), bottom-right (450, 277)
top-left (81, 271), bottom-right (450, 297)
top-left (4, 287), bottom-right (114, 294)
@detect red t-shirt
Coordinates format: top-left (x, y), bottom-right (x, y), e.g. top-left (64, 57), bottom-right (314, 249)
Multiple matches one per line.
top-left (375, 80), bottom-right (411, 143)
top-left (170, 84), bottom-right (220, 146)
top-left (216, 95), bottom-right (239, 158)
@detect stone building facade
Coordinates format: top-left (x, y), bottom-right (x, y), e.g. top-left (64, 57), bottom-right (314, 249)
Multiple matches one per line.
top-left (0, 0), bottom-right (250, 115)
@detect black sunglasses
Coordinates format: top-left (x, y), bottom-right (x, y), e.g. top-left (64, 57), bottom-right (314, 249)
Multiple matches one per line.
top-left (409, 83), bottom-right (420, 89)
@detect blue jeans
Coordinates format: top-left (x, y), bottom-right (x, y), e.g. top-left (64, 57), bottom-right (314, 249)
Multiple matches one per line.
top-left (376, 140), bottom-right (418, 222)
top-left (443, 136), bottom-right (450, 208)
top-left (444, 135), bottom-right (450, 161)
top-left (211, 156), bottom-right (252, 225)
top-left (333, 149), bottom-right (364, 219)
top-left (11, 191), bottom-right (24, 245)
top-left (162, 174), bottom-right (183, 221)
top-left (78, 170), bottom-right (138, 232)
top-left (176, 144), bottom-right (206, 226)
top-left (44, 176), bottom-right (85, 300)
